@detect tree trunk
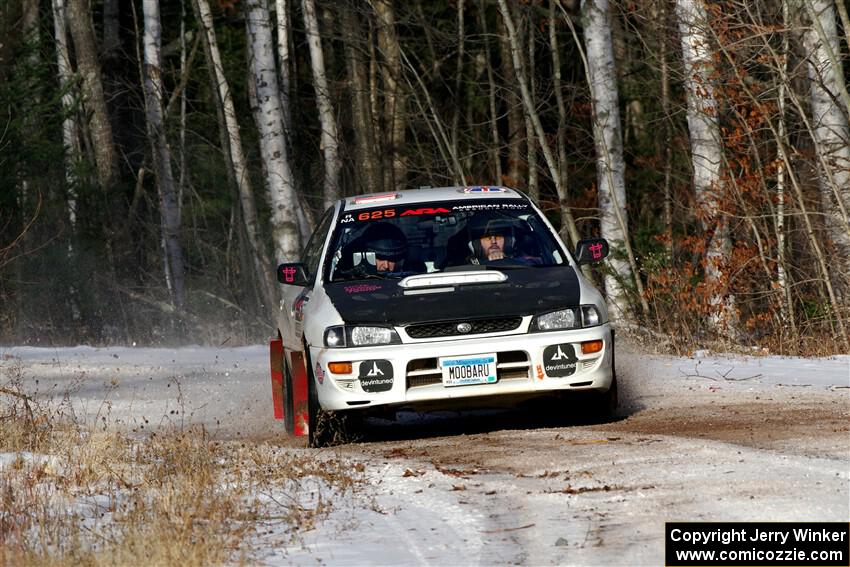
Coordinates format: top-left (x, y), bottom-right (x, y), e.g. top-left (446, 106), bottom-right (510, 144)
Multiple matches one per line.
top-left (549, 0), bottom-right (568, 207)
top-left (497, 0), bottom-right (580, 248)
top-left (343, 5), bottom-right (381, 193)
top-left (302, 0), bottom-right (342, 207)
top-left (675, 0), bottom-right (737, 335)
top-left (274, 0), bottom-right (293, 139)
top-left (802, 0), bottom-right (850, 289)
top-left (582, 0), bottom-right (641, 321)
top-left (142, 0), bottom-right (186, 311)
top-left (373, 0), bottom-right (407, 190)
top-left (194, 0), bottom-right (277, 311)
top-left (497, 12), bottom-right (524, 188)
top-left (52, 0), bottom-right (79, 207)
top-left (66, 0), bottom-right (118, 191)
top-left (525, 17), bottom-right (538, 201)
top-left (102, 0), bottom-right (120, 62)
top-left (657, 0), bottom-right (674, 260)
top-left (479, 0), bottom-right (502, 184)
top-left (776, 0), bottom-right (796, 338)
top-left (245, 0), bottom-right (302, 262)
top-left (451, 0), bottom-right (465, 181)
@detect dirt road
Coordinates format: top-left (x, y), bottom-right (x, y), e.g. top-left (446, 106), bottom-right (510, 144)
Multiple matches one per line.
top-left (3, 343), bottom-right (848, 565)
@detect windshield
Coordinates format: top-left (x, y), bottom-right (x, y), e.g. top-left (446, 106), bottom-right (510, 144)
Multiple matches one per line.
top-left (325, 199), bottom-right (567, 282)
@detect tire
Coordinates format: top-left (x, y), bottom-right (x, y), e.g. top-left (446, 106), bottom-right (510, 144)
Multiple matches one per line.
top-left (306, 368), bottom-right (364, 448)
top-left (282, 356), bottom-right (295, 435)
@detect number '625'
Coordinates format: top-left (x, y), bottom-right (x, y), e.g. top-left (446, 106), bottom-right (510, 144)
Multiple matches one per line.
top-left (358, 209), bottom-right (395, 221)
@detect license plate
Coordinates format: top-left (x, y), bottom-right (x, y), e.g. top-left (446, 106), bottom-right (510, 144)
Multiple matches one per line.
top-left (439, 353), bottom-right (497, 387)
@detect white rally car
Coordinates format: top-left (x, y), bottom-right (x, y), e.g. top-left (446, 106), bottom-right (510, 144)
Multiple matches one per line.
top-left (269, 186), bottom-right (616, 446)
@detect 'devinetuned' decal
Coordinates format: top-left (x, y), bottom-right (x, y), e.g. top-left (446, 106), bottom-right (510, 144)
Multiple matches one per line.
top-left (359, 360), bottom-right (394, 392)
top-left (542, 343), bottom-right (578, 378)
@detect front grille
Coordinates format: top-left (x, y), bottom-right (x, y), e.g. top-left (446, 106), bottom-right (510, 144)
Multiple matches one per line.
top-left (406, 317), bottom-right (522, 339)
top-left (406, 350), bottom-right (530, 389)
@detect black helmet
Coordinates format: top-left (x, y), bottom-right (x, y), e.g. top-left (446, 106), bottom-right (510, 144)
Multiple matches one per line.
top-left (468, 216), bottom-right (515, 257)
top-left (362, 223), bottom-right (407, 261)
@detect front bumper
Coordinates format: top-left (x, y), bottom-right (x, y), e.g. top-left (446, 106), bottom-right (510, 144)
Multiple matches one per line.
top-left (310, 323), bottom-right (613, 412)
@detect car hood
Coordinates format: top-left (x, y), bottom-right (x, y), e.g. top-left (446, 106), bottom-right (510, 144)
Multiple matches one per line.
top-left (324, 265), bottom-right (581, 325)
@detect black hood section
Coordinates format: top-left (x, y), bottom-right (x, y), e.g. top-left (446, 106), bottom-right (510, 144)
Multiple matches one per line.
top-left (325, 266), bottom-right (581, 325)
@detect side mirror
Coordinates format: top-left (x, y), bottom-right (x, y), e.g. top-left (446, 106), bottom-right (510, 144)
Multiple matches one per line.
top-left (575, 238), bottom-right (609, 265)
top-left (277, 263), bottom-right (309, 286)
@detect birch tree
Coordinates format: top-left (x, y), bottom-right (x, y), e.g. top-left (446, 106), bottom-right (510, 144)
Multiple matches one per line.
top-left (194, 0), bottom-right (276, 310)
top-left (274, 0), bottom-right (293, 139)
top-left (675, 0), bottom-right (737, 334)
top-left (581, 0), bottom-right (639, 320)
top-left (142, 0), bottom-right (186, 310)
top-left (302, 0), bottom-right (341, 207)
top-left (66, 0), bottom-right (118, 190)
top-left (801, 0), bottom-right (850, 288)
top-left (52, 0), bottom-right (79, 212)
top-left (245, 0), bottom-right (301, 262)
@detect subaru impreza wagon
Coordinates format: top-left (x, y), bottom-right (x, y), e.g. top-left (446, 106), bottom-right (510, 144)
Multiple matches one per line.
top-left (269, 186), bottom-right (616, 446)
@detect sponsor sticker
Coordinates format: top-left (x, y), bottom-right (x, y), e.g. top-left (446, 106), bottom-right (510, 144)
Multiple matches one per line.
top-left (315, 362), bottom-right (325, 384)
top-left (400, 207), bottom-right (451, 216)
top-left (542, 343), bottom-right (578, 378)
top-left (344, 284), bottom-right (383, 294)
top-left (358, 360), bottom-right (394, 393)
top-left (452, 202), bottom-right (528, 211)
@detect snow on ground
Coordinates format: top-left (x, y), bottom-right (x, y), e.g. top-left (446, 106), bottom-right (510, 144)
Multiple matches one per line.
top-left (1, 344), bottom-right (848, 565)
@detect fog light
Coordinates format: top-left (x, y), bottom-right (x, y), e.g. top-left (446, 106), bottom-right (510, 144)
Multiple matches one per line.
top-left (581, 340), bottom-right (603, 354)
top-left (328, 362), bottom-right (353, 374)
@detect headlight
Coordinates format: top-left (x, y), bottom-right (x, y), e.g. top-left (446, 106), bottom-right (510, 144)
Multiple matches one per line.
top-left (350, 326), bottom-right (397, 346)
top-left (324, 326), bottom-right (346, 347)
top-left (533, 304), bottom-right (606, 331)
top-left (324, 325), bottom-right (400, 347)
top-left (535, 308), bottom-right (580, 331)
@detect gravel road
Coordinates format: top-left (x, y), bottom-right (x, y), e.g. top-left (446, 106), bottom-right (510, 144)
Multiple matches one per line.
top-left (3, 341), bottom-right (848, 565)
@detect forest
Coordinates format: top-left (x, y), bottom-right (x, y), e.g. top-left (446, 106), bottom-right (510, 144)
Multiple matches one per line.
top-left (0, 0), bottom-right (848, 354)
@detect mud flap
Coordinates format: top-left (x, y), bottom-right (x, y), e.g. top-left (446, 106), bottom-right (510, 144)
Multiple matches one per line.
top-left (290, 350), bottom-right (310, 437)
top-left (269, 339), bottom-right (285, 420)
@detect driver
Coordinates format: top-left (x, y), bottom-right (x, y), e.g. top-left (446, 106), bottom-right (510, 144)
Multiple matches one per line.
top-left (469, 218), bottom-right (515, 263)
top-left (360, 222), bottom-right (408, 272)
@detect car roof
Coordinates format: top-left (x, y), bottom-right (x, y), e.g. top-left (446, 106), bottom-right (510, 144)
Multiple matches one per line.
top-left (341, 186), bottom-right (527, 211)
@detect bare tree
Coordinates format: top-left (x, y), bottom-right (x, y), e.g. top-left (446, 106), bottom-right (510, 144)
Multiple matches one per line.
top-left (801, 0), bottom-right (850, 287)
top-left (674, 0), bottom-right (737, 336)
top-left (245, 0), bottom-right (302, 262)
top-left (51, 0), bottom-right (80, 217)
top-left (343, 4), bottom-right (381, 193)
top-left (142, 0), bottom-right (186, 310)
top-left (302, 0), bottom-right (342, 207)
top-left (497, 11), bottom-right (525, 188)
top-left (274, 0), bottom-right (293, 139)
top-left (498, 0), bottom-right (581, 248)
top-left (66, 0), bottom-right (118, 190)
top-left (194, 0), bottom-right (276, 311)
top-left (372, 0), bottom-right (407, 189)
top-left (581, 0), bottom-right (643, 320)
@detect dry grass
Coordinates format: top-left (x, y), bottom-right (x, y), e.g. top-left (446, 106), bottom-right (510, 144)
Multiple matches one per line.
top-left (0, 360), bottom-right (363, 566)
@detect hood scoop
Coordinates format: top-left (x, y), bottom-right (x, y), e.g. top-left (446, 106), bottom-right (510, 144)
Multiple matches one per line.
top-left (399, 270), bottom-right (507, 290)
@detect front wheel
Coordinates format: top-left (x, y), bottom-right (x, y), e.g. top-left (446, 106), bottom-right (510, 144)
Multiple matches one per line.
top-left (306, 369), bottom-right (364, 448)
